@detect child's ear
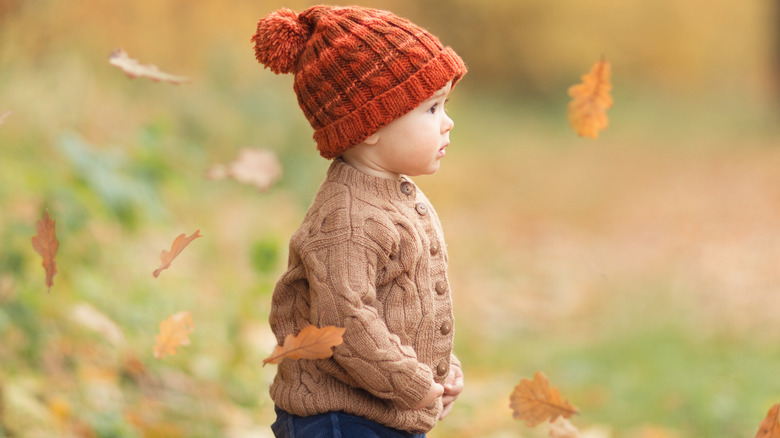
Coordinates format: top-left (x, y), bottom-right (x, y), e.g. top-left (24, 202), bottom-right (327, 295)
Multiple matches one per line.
top-left (363, 132), bottom-right (380, 145)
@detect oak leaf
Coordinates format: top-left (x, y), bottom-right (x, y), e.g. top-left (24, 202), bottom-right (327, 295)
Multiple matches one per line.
top-left (153, 230), bottom-right (202, 278)
top-left (31, 211), bottom-right (59, 292)
top-left (154, 311), bottom-right (194, 359)
top-left (109, 49), bottom-right (189, 84)
top-left (567, 57), bottom-right (613, 139)
top-left (262, 325), bottom-right (345, 366)
top-left (756, 403), bottom-right (780, 438)
top-left (206, 148), bottom-right (282, 192)
top-left (510, 371), bottom-right (579, 428)
top-left (0, 110), bottom-right (11, 125)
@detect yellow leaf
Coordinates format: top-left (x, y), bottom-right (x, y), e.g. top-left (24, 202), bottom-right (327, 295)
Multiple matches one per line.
top-left (567, 57), bottom-right (613, 139)
top-left (109, 49), bottom-right (189, 84)
top-left (510, 371), bottom-right (579, 428)
top-left (31, 211), bottom-right (59, 293)
top-left (154, 311), bottom-right (194, 359)
top-left (153, 230), bottom-right (202, 278)
top-left (262, 325), bottom-right (345, 366)
top-left (756, 403), bottom-right (780, 438)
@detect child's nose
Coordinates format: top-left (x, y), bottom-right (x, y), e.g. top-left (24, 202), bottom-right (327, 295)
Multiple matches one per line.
top-left (442, 113), bottom-right (454, 133)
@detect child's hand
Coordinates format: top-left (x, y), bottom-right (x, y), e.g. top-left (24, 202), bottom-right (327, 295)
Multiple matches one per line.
top-left (414, 380), bottom-right (444, 410)
top-left (439, 364), bottom-right (464, 420)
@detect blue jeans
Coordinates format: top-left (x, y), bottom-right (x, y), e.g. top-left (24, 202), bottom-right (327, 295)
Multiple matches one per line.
top-left (271, 406), bottom-right (426, 438)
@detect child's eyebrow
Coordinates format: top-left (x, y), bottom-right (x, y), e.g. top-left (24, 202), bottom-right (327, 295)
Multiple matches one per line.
top-left (428, 89), bottom-right (448, 100)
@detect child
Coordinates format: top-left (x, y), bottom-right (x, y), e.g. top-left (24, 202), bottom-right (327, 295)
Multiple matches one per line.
top-left (252, 5), bottom-right (467, 437)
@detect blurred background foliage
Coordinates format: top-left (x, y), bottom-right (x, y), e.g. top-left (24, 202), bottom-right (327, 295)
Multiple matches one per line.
top-left (1, 0), bottom-right (780, 437)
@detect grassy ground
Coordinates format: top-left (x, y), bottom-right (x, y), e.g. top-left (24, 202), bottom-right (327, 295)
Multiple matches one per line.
top-left (2, 9), bottom-right (780, 436)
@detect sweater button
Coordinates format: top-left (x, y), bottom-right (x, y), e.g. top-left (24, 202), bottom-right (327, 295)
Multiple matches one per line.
top-left (430, 240), bottom-right (440, 255)
top-left (440, 321), bottom-right (452, 335)
top-left (435, 281), bottom-right (447, 295)
top-left (436, 360), bottom-right (448, 376)
top-left (415, 202), bottom-right (428, 215)
top-left (400, 181), bottom-right (414, 195)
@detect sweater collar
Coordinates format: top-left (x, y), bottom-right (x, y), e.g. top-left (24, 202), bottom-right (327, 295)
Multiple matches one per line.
top-left (327, 158), bottom-right (417, 201)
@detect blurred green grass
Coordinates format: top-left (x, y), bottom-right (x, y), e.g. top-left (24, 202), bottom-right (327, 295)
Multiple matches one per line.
top-left (2, 1), bottom-right (780, 437)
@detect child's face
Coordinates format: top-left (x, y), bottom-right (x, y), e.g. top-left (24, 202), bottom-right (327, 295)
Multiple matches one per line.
top-left (367, 80), bottom-right (454, 178)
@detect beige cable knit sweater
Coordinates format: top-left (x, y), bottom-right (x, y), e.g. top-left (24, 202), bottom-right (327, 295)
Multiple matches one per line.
top-left (268, 158), bottom-right (457, 433)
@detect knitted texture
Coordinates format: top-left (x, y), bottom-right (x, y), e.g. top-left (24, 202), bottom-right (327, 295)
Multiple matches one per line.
top-left (252, 5), bottom-right (467, 158)
top-left (269, 159), bottom-right (457, 433)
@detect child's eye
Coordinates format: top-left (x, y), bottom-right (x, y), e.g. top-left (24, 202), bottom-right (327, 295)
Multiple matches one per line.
top-left (428, 103), bottom-right (439, 114)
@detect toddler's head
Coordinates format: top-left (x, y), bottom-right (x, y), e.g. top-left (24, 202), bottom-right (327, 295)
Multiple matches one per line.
top-left (252, 5), bottom-right (467, 159)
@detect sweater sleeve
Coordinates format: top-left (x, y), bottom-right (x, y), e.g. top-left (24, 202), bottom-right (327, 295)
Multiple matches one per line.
top-left (302, 238), bottom-right (434, 411)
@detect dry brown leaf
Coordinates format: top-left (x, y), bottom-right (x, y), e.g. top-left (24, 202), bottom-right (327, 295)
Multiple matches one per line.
top-left (153, 230), bottom-right (202, 278)
top-left (109, 49), bottom-right (189, 84)
top-left (0, 110), bottom-right (12, 125)
top-left (206, 148), bottom-right (282, 192)
top-left (31, 211), bottom-right (59, 292)
top-left (153, 311), bottom-right (194, 359)
top-left (567, 57), bottom-right (613, 139)
top-left (262, 325), bottom-right (345, 366)
top-left (756, 403), bottom-right (780, 438)
top-left (549, 417), bottom-right (581, 438)
top-left (510, 371), bottom-right (579, 428)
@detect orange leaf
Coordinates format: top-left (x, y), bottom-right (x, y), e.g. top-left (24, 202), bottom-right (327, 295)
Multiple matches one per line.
top-left (153, 311), bottom-right (194, 359)
top-left (0, 110), bottom-right (12, 125)
top-left (153, 230), bottom-right (202, 278)
top-left (206, 148), bottom-right (282, 192)
top-left (262, 325), bottom-right (345, 366)
top-left (567, 57), bottom-right (613, 139)
top-left (109, 49), bottom-right (189, 84)
top-left (31, 211), bottom-right (59, 293)
top-left (510, 371), bottom-right (579, 428)
top-left (756, 403), bottom-right (780, 438)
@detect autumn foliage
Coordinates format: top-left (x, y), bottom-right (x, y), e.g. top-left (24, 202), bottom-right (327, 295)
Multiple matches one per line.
top-left (262, 325), bottom-right (345, 366)
top-left (756, 404), bottom-right (780, 438)
top-left (153, 311), bottom-right (195, 359)
top-left (567, 57), bottom-right (613, 139)
top-left (152, 230), bottom-right (202, 278)
top-left (31, 211), bottom-right (59, 293)
top-left (510, 371), bottom-right (579, 428)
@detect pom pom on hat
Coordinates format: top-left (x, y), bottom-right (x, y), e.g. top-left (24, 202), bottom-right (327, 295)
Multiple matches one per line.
top-left (252, 8), bottom-right (310, 74)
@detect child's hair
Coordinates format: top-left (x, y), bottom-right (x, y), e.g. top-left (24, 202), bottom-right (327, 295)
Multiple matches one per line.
top-left (252, 5), bottom-right (467, 159)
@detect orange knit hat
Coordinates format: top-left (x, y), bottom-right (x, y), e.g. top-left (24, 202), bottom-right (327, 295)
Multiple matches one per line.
top-left (252, 5), bottom-right (467, 159)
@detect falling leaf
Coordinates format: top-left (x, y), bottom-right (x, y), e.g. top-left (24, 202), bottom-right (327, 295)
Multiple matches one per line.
top-left (567, 57), bottom-right (613, 139)
top-left (31, 211), bottom-right (59, 292)
top-left (69, 303), bottom-right (127, 348)
top-left (109, 49), bottom-right (189, 84)
top-left (756, 403), bottom-right (780, 438)
top-left (0, 110), bottom-right (12, 125)
top-left (153, 230), bottom-right (202, 278)
top-left (206, 148), bottom-right (282, 192)
top-left (153, 311), bottom-right (194, 359)
top-left (549, 417), bottom-right (581, 438)
top-left (510, 371), bottom-right (579, 428)
top-left (262, 325), bottom-right (345, 366)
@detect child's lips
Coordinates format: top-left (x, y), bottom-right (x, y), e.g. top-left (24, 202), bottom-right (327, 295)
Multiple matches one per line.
top-left (438, 143), bottom-right (449, 156)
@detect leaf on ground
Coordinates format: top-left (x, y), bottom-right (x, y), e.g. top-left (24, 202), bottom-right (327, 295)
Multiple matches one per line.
top-left (206, 148), bottom-right (282, 192)
top-left (154, 311), bottom-right (194, 359)
top-left (0, 110), bottom-right (12, 125)
top-left (756, 403), bottom-right (780, 438)
top-left (567, 57), bottom-right (613, 139)
top-left (153, 230), bottom-right (202, 278)
top-left (510, 371), bottom-right (579, 428)
top-left (262, 325), bottom-right (345, 366)
top-left (31, 211), bottom-right (59, 292)
top-left (109, 49), bottom-right (189, 84)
